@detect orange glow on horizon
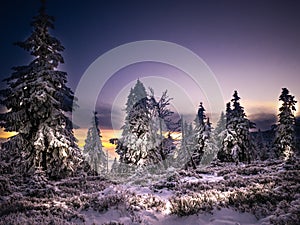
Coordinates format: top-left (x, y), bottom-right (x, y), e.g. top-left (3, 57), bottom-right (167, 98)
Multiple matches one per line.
top-left (0, 127), bottom-right (121, 158)
top-left (0, 128), bottom-right (17, 139)
top-left (73, 128), bottom-right (121, 158)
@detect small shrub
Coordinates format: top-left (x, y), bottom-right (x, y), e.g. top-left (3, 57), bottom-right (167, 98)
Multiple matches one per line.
top-left (169, 193), bottom-right (213, 216)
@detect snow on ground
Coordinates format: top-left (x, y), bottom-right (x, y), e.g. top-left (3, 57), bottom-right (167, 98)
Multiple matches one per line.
top-left (149, 208), bottom-right (259, 225)
top-left (82, 209), bottom-right (132, 225)
top-left (180, 174), bottom-right (223, 184)
top-left (81, 207), bottom-right (259, 225)
top-left (0, 159), bottom-right (299, 224)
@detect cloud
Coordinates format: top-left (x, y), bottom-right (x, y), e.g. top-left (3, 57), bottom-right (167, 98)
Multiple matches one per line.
top-left (97, 103), bottom-right (124, 130)
top-left (249, 113), bottom-right (277, 131)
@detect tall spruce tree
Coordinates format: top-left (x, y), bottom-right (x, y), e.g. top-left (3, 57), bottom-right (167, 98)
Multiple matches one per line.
top-left (191, 102), bottom-right (207, 165)
top-left (175, 118), bottom-right (193, 168)
top-left (122, 97), bottom-right (161, 166)
top-left (116, 80), bottom-right (177, 168)
top-left (214, 111), bottom-right (226, 151)
top-left (0, 3), bottom-right (82, 178)
top-left (116, 80), bottom-right (147, 162)
top-left (218, 103), bottom-right (234, 162)
top-left (122, 80), bottom-right (147, 137)
top-left (274, 88), bottom-right (297, 160)
top-left (200, 117), bottom-right (218, 165)
top-left (221, 91), bottom-right (254, 163)
top-left (225, 102), bottom-right (232, 124)
top-left (83, 112), bottom-right (107, 174)
top-left (188, 102), bottom-right (215, 167)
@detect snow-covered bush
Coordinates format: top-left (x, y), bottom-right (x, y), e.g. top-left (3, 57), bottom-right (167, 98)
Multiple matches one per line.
top-left (128, 194), bottom-right (165, 211)
top-left (90, 194), bottom-right (126, 212)
top-left (237, 166), bottom-right (266, 175)
top-left (269, 197), bottom-right (300, 225)
top-left (169, 193), bottom-right (214, 216)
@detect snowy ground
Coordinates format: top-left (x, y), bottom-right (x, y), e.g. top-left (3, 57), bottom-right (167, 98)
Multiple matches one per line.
top-left (82, 207), bottom-right (259, 225)
top-left (0, 159), bottom-right (299, 225)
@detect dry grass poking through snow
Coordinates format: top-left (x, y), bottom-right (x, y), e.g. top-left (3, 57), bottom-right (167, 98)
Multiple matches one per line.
top-left (0, 159), bottom-right (299, 224)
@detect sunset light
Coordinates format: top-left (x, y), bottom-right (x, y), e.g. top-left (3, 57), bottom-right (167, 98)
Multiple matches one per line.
top-left (0, 1), bottom-right (299, 224)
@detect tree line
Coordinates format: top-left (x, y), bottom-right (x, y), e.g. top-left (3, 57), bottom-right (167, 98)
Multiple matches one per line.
top-left (108, 80), bottom-right (298, 174)
top-left (0, 3), bottom-right (297, 179)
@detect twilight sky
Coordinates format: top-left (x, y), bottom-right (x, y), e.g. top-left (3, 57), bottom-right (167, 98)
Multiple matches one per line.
top-left (1, 0), bottom-right (300, 149)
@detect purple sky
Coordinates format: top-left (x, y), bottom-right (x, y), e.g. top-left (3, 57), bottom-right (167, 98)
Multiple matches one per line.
top-left (1, 0), bottom-right (300, 131)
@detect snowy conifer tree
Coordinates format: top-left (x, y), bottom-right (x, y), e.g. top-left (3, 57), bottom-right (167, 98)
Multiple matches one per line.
top-left (273, 88), bottom-right (297, 160)
top-left (191, 102), bottom-right (207, 165)
top-left (116, 80), bottom-right (177, 168)
top-left (225, 102), bottom-right (232, 124)
top-left (200, 118), bottom-right (218, 165)
top-left (116, 80), bottom-right (147, 162)
top-left (122, 80), bottom-right (147, 137)
top-left (175, 118), bottom-right (193, 168)
top-left (83, 112), bottom-right (107, 174)
top-left (122, 97), bottom-right (161, 166)
top-left (186, 102), bottom-right (216, 167)
top-left (221, 91), bottom-right (255, 163)
top-left (218, 103), bottom-right (234, 162)
top-left (0, 3), bottom-right (82, 179)
top-left (214, 112), bottom-right (226, 151)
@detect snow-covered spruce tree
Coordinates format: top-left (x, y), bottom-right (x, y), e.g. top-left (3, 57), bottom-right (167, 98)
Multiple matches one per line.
top-left (122, 80), bottom-right (147, 137)
top-left (122, 97), bottom-right (161, 166)
top-left (121, 88), bottom-right (134, 138)
top-left (190, 102), bottom-right (207, 165)
top-left (117, 80), bottom-right (177, 168)
top-left (214, 111), bottom-right (226, 156)
top-left (0, 4), bottom-right (82, 179)
top-left (116, 79), bottom-right (147, 163)
top-left (188, 102), bottom-right (215, 167)
top-left (273, 88), bottom-right (297, 160)
top-left (200, 117), bottom-right (218, 165)
top-left (221, 91), bottom-right (255, 163)
top-left (83, 112), bottom-right (107, 174)
top-left (175, 118), bottom-right (193, 168)
top-left (225, 102), bottom-right (232, 124)
top-left (217, 103), bottom-right (233, 162)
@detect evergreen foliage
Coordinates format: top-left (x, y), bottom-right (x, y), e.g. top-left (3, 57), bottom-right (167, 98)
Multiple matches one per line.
top-left (220, 91), bottom-right (254, 163)
top-left (274, 88), bottom-right (297, 160)
top-left (214, 112), bottom-right (227, 160)
top-left (116, 79), bottom-right (148, 163)
top-left (122, 96), bottom-right (160, 166)
top-left (116, 80), bottom-right (176, 168)
top-left (175, 118), bottom-right (193, 168)
top-left (83, 112), bottom-right (107, 174)
top-left (186, 102), bottom-right (216, 167)
top-left (0, 3), bottom-right (82, 179)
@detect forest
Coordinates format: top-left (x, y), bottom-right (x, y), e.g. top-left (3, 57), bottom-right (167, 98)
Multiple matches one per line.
top-left (0, 2), bottom-right (299, 225)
